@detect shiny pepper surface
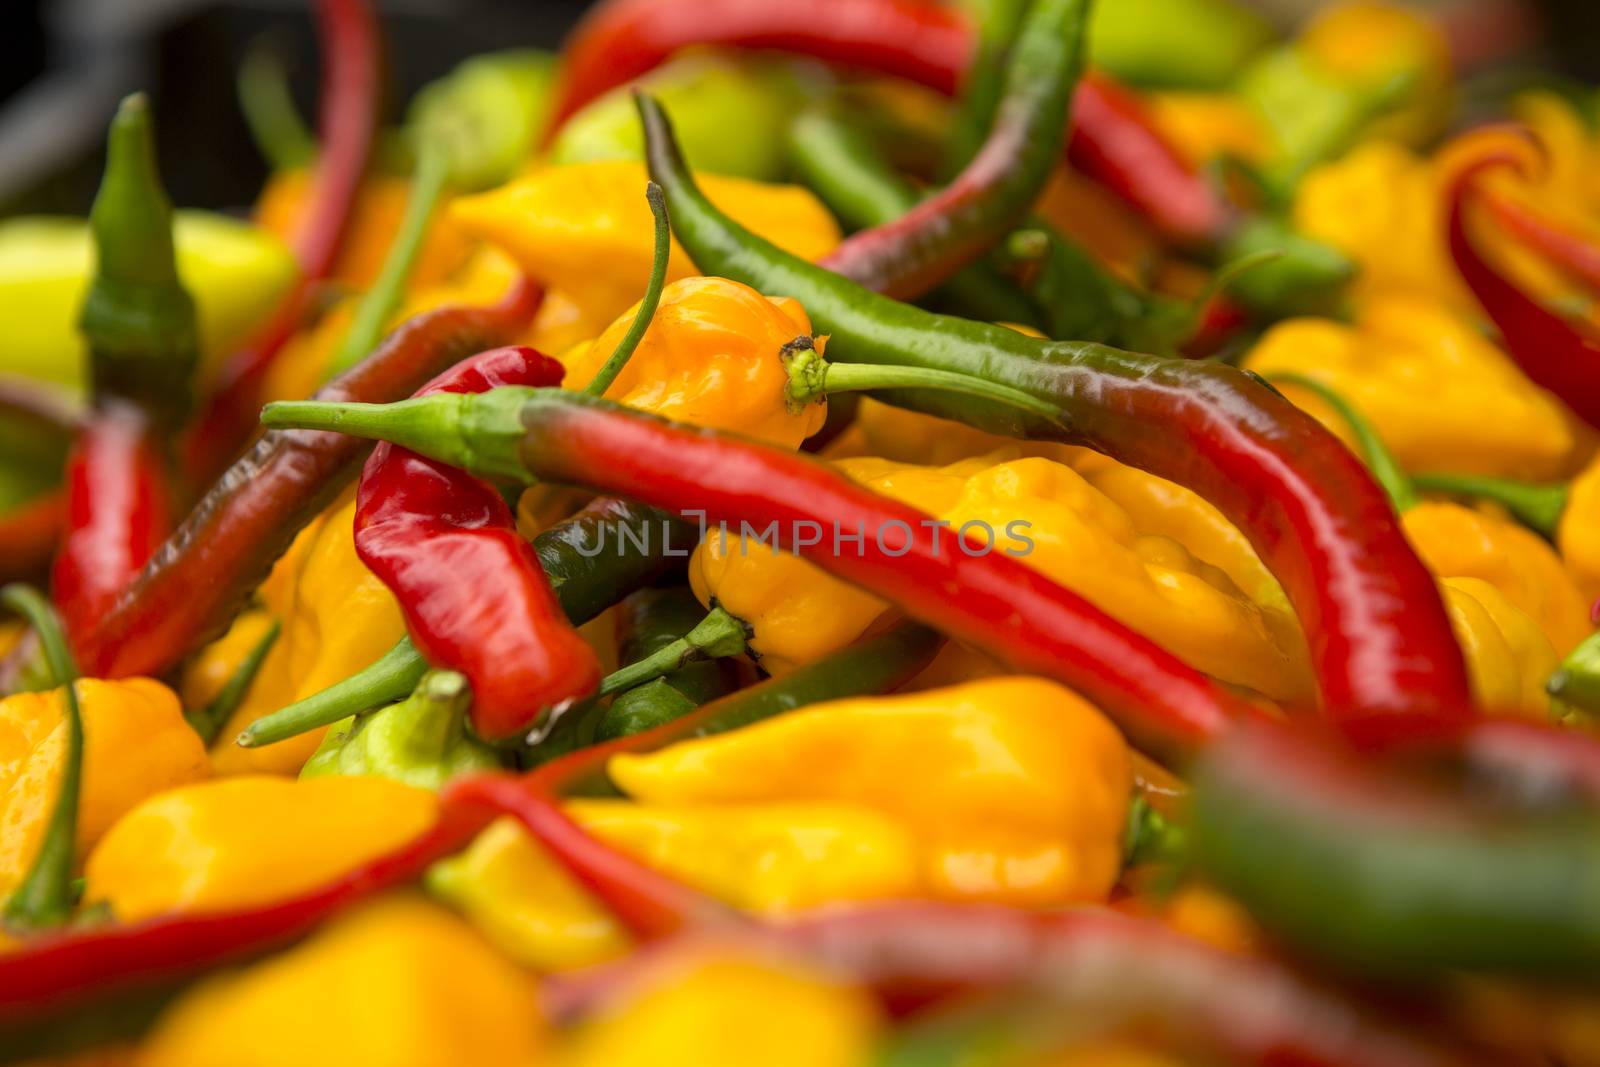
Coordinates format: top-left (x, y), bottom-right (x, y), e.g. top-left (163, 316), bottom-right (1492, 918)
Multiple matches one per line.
top-left (83, 775), bottom-right (437, 922)
top-left (692, 453), bottom-right (1311, 701)
top-left (451, 160), bottom-right (841, 331)
top-left (1246, 295), bottom-right (1586, 482)
top-left (1440, 577), bottom-right (1558, 714)
top-left (559, 948), bottom-right (881, 1067)
top-left (140, 896), bottom-right (542, 1067)
top-left (209, 495), bottom-right (407, 775)
top-left (610, 678), bottom-right (1132, 906)
top-left (0, 678), bottom-right (208, 897)
top-left (560, 276), bottom-right (828, 447)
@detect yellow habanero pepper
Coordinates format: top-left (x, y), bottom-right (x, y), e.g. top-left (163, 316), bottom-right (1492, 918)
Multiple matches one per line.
top-left (557, 947), bottom-right (882, 1067)
top-left (203, 494), bottom-right (407, 776)
top-left (1559, 455), bottom-right (1600, 602)
top-left (1440, 576), bottom-right (1559, 714)
top-left (693, 453), bottom-right (1311, 701)
top-left (610, 678), bottom-right (1131, 906)
top-left (1245, 295), bottom-right (1587, 482)
top-left (450, 160), bottom-right (841, 337)
top-left (141, 895), bottom-right (542, 1067)
top-left (0, 679), bottom-right (208, 898)
top-left (558, 276), bottom-right (827, 448)
top-left (82, 775), bottom-right (436, 922)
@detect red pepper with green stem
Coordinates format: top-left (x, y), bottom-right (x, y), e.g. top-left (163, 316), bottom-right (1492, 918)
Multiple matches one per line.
top-left (186, 0), bottom-right (379, 476)
top-left (74, 278), bottom-right (543, 681)
top-left (355, 345), bottom-right (602, 742)
top-left (546, 0), bottom-right (1227, 247)
top-left (637, 93), bottom-right (1471, 725)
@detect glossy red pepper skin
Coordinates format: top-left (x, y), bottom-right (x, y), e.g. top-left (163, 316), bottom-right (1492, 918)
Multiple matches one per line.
top-left (186, 0), bottom-right (379, 478)
top-left (356, 346), bottom-right (602, 741)
top-left (546, 0), bottom-right (1224, 245)
top-left (75, 280), bottom-right (542, 680)
top-left (52, 403), bottom-right (171, 648)
top-left (1448, 153), bottom-right (1600, 429)
top-left (1479, 183), bottom-right (1600, 294)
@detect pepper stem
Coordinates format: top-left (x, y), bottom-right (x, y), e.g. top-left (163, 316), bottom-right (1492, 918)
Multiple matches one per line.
top-left (238, 42), bottom-right (318, 170)
top-left (780, 336), bottom-right (1069, 428)
top-left (597, 606), bottom-right (750, 697)
top-left (1549, 629), bottom-right (1600, 714)
top-left (326, 138), bottom-right (453, 379)
top-left (1410, 472), bottom-right (1568, 539)
top-left (585, 183), bottom-right (671, 397)
top-left (396, 671), bottom-right (472, 763)
top-left (188, 619), bottom-right (280, 744)
top-left (1, 585), bottom-right (82, 932)
top-left (238, 637), bottom-right (426, 748)
top-left (1267, 373), bottom-right (1417, 513)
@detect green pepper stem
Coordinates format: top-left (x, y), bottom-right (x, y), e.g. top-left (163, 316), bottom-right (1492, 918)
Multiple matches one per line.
top-left (398, 670), bottom-right (471, 763)
top-left (0, 585), bottom-right (82, 931)
top-left (781, 336), bottom-right (1068, 428)
top-left (238, 637), bottom-right (427, 748)
top-left (238, 43), bottom-right (318, 170)
top-left (326, 139), bottom-right (453, 379)
top-left (1549, 629), bottom-right (1600, 712)
top-left (597, 606), bottom-right (749, 697)
top-left (1267, 373), bottom-right (1417, 513)
top-left (1410, 472), bottom-right (1569, 539)
top-left (188, 620), bottom-right (280, 744)
top-left (585, 182), bottom-right (670, 397)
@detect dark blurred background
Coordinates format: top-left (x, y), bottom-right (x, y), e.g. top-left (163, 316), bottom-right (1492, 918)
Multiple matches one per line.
top-left (0, 0), bottom-right (1595, 216)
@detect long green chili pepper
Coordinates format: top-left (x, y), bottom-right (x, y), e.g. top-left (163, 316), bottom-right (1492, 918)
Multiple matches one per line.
top-left (585, 182), bottom-right (669, 397)
top-left (0, 585), bottom-right (83, 932)
top-left (939, 0), bottom-right (1030, 180)
top-left (186, 619), bottom-right (280, 744)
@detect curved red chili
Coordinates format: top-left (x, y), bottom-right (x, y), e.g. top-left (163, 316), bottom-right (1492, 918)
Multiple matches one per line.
top-left (546, 0), bottom-right (1224, 245)
top-left (355, 346), bottom-right (602, 741)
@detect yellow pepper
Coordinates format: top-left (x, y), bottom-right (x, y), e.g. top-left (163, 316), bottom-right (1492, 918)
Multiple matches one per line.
top-left (1512, 91), bottom-right (1600, 220)
top-left (83, 775), bottom-right (436, 922)
top-left (0, 679), bottom-right (208, 898)
top-left (557, 947), bottom-right (881, 1067)
top-left (451, 160), bottom-right (841, 333)
top-left (1147, 92), bottom-right (1272, 169)
top-left (1559, 455), bottom-right (1600, 602)
top-left (1441, 576), bottom-right (1559, 714)
top-left (426, 815), bottom-right (632, 973)
top-left (254, 170), bottom-right (474, 291)
top-left (558, 276), bottom-right (828, 448)
top-left (610, 678), bottom-right (1131, 906)
top-left (1245, 295), bottom-right (1587, 482)
top-left (206, 494), bottom-right (407, 775)
top-left (140, 895), bottom-right (542, 1067)
top-left (693, 453), bottom-right (1312, 701)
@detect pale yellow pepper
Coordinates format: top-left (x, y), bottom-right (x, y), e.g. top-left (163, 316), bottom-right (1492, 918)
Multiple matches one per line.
top-left (611, 678), bottom-right (1131, 906)
top-left (206, 494), bottom-right (407, 775)
top-left (83, 775), bottom-right (436, 922)
top-left (0, 679), bottom-right (208, 898)
top-left (693, 453), bottom-right (1312, 701)
top-left (556, 948), bottom-right (881, 1067)
top-left (451, 160), bottom-right (841, 334)
top-left (1559, 455), bottom-right (1600, 602)
top-left (141, 895), bottom-right (542, 1067)
top-left (1441, 576), bottom-right (1559, 714)
top-left (559, 276), bottom-right (827, 448)
top-left (426, 815), bottom-right (632, 973)
top-left (1245, 295), bottom-right (1587, 482)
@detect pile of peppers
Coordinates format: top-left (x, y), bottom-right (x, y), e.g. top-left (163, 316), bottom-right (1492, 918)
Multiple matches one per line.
top-left (5, 0), bottom-right (1600, 1062)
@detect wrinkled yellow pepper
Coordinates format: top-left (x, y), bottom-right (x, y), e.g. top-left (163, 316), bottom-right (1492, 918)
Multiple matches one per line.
top-left (451, 160), bottom-right (841, 334)
top-left (140, 895), bottom-right (542, 1067)
top-left (1245, 295), bottom-right (1587, 481)
top-left (557, 947), bottom-right (881, 1067)
top-left (83, 775), bottom-right (436, 922)
top-left (694, 452), bottom-right (1311, 701)
top-left (1559, 455), bottom-right (1600, 602)
top-left (426, 815), bottom-right (632, 973)
top-left (205, 494), bottom-right (407, 775)
top-left (610, 678), bottom-right (1131, 906)
top-left (0, 679), bottom-right (208, 898)
top-left (559, 276), bottom-right (827, 447)
top-left (1441, 576), bottom-right (1559, 714)
top-left (254, 170), bottom-right (474, 291)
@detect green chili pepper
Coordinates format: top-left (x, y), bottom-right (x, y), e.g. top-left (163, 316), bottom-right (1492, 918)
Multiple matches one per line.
top-left (78, 93), bottom-right (199, 425)
top-left (301, 670), bottom-right (504, 789)
top-left (407, 49), bottom-right (556, 191)
top-left (597, 588), bottom-right (744, 740)
top-left (942, 0), bottom-right (1029, 179)
top-left (1216, 216), bottom-right (1353, 318)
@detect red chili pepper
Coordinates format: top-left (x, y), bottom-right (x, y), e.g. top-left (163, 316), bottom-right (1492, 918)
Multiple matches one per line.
top-left (355, 346), bottom-right (602, 741)
top-left (1479, 184), bottom-right (1600, 294)
top-left (186, 0), bottom-right (380, 478)
top-left (74, 280), bottom-right (542, 680)
top-left (51, 405), bottom-right (171, 646)
top-left (546, 0), bottom-right (1224, 246)
top-left (1447, 150), bottom-right (1600, 430)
